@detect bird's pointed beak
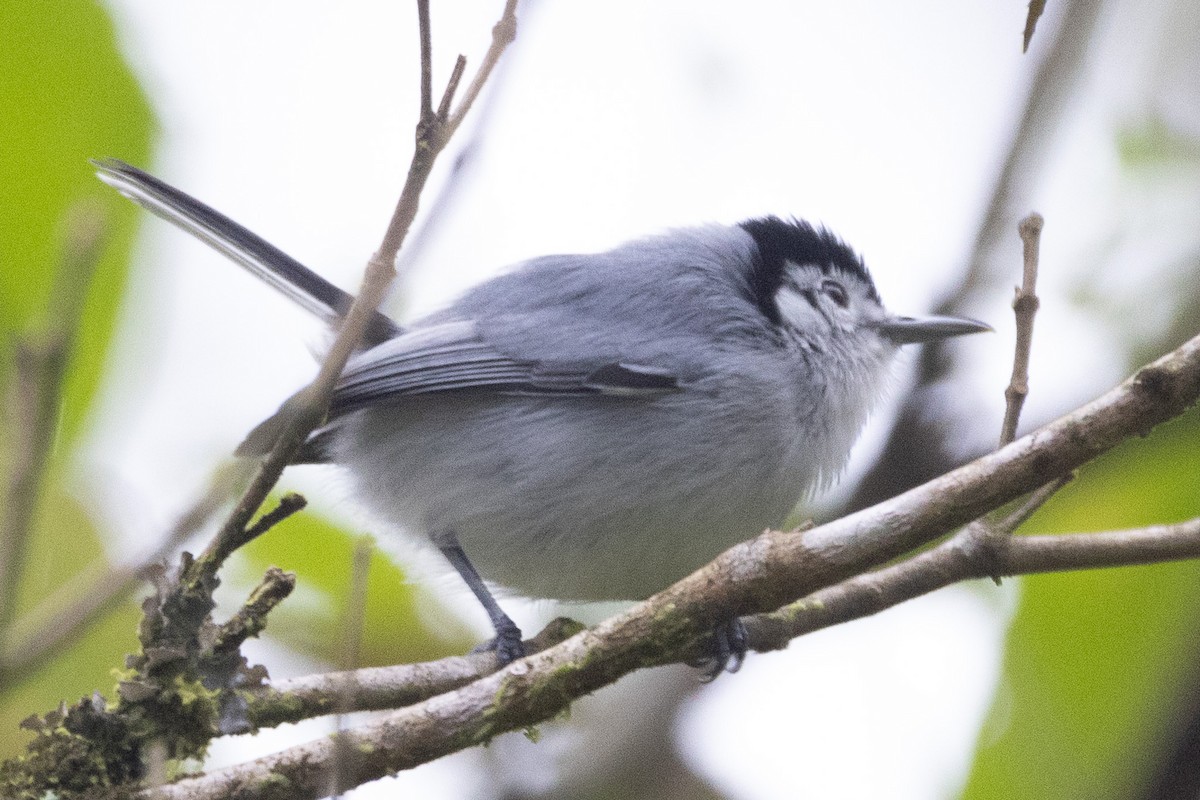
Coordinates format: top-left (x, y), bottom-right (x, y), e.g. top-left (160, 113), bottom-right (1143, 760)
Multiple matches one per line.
top-left (876, 314), bottom-right (993, 345)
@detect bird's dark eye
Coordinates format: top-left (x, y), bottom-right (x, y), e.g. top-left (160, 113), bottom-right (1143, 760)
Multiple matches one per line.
top-left (821, 279), bottom-right (850, 308)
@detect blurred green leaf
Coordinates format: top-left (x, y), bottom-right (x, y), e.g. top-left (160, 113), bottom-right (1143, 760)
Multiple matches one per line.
top-left (1117, 117), bottom-right (1200, 169)
top-left (961, 407), bottom-right (1200, 799)
top-left (12, 481), bottom-right (114, 620)
top-left (0, 603), bottom-right (141, 760)
top-left (0, 0), bottom-right (153, 759)
top-left (0, 0), bottom-right (154, 443)
top-left (0, 484), bottom-right (141, 759)
top-left (236, 508), bottom-right (472, 668)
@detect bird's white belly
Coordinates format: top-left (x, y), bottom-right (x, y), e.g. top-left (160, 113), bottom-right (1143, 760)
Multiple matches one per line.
top-left (332, 390), bottom-right (814, 601)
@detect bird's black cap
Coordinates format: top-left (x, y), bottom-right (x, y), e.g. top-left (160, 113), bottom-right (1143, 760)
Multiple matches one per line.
top-left (738, 216), bottom-right (878, 325)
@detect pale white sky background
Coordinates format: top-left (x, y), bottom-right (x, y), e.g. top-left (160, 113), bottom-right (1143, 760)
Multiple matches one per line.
top-left (80, 1), bottom-right (1199, 797)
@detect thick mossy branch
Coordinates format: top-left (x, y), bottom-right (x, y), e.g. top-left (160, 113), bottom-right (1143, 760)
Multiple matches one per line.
top-left (1, 556), bottom-right (294, 798)
top-left (1, 697), bottom-right (141, 800)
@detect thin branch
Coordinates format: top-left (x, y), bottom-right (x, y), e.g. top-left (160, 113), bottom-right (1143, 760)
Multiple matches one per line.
top-left (996, 474), bottom-right (1072, 532)
top-left (253, 0), bottom-right (520, 431)
top-left (210, 568), bottom-right (296, 659)
top-left (0, 204), bottom-right (107, 634)
top-left (957, 473), bottom-right (1071, 582)
top-left (145, 330), bottom-right (1200, 800)
top-left (0, 348), bottom-right (56, 634)
top-left (201, 492), bottom-right (306, 567)
top-left (1024, 0), bottom-right (1048, 53)
top-left (417, 0), bottom-right (433, 121)
top-left (1000, 212), bottom-right (1045, 445)
top-left (444, 0), bottom-right (519, 140)
top-left (961, 209), bottom-right (1052, 582)
top-left (248, 618), bottom-right (583, 728)
top-left (1005, 519), bottom-right (1200, 573)
top-left (745, 515), bottom-right (1200, 650)
top-left (201, 410), bottom-right (325, 585)
top-left (437, 55), bottom-right (469, 122)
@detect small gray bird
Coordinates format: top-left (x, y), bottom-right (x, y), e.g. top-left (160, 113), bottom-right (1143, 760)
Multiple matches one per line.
top-left (95, 159), bottom-right (989, 675)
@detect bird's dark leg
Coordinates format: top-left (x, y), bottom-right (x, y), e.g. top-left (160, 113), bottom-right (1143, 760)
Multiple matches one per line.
top-left (436, 532), bottom-right (524, 665)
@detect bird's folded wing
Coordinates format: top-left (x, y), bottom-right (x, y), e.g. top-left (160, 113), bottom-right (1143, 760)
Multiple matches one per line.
top-left (330, 320), bottom-right (679, 416)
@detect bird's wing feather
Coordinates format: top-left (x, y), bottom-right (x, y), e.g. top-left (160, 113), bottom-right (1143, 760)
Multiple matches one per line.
top-left (331, 320), bottom-right (678, 415)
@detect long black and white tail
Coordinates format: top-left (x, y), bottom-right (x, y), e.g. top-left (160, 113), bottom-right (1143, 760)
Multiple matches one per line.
top-left (92, 158), bottom-right (400, 346)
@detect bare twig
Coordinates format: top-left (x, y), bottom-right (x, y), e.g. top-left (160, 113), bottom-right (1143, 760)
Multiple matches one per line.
top-left (157, 0), bottom-right (526, 629)
top-left (0, 349), bottom-right (56, 634)
top-left (444, 0), bottom-right (519, 139)
top-left (437, 55), bottom-right (469, 122)
top-left (417, 0), bottom-right (433, 120)
top-left (957, 474), bottom-right (1071, 585)
top-left (371, 1), bottom-right (517, 269)
top-left (950, 210), bottom-right (1052, 584)
top-left (201, 492), bottom-right (306, 567)
top-left (0, 204), bottom-right (107, 635)
top-left (958, 210), bottom-right (1051, 583)
top-left (1002, 518), bottom-right (1200, 572)
top-left (994, 474), bottom-right (1071, 532)
top-left (145, 330), bottom-right (1200, 800)
top-left (1000, 212), bottom-right (1045, 445)
top-left (1024, 0), bottom-right (1048, 52)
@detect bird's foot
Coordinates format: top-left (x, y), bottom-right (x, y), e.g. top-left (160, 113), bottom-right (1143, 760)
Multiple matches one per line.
top-left (688, 617), bottom-right (748, 681)
top-left (470, 619), bottom-right (526, 666)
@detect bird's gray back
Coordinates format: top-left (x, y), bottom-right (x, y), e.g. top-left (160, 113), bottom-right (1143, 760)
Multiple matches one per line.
top-left (427, 225), bottom-right (779, 371)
